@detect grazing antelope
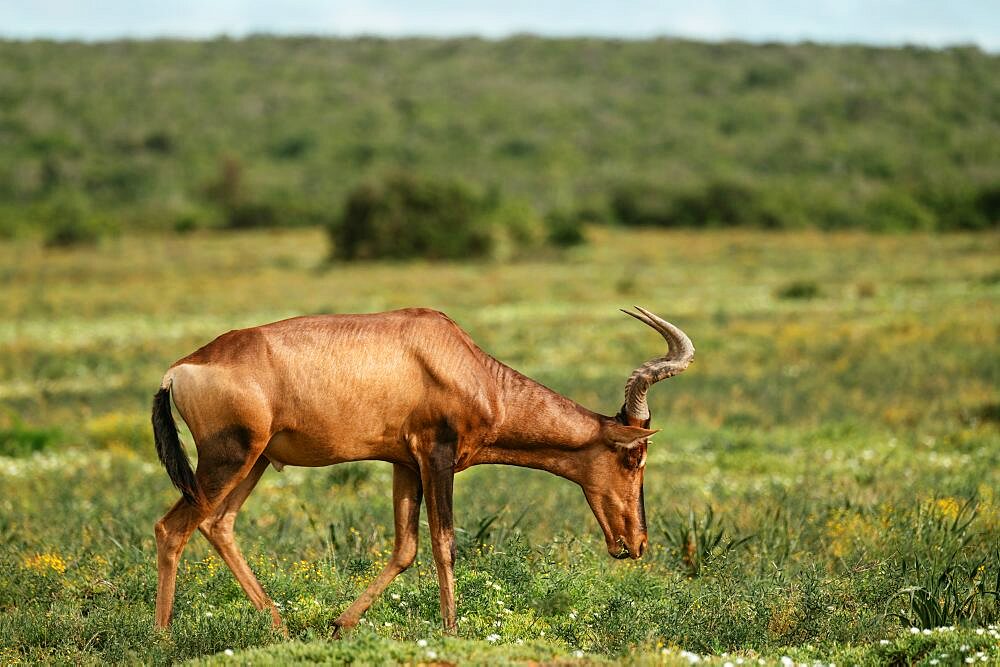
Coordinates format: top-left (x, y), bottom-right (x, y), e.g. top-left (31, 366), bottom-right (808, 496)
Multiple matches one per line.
top-left (152, 306), bottom-right (693, 633)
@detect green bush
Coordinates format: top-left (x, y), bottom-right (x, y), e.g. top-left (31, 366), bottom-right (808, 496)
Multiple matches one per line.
top-left (224, 201), bottom-right (281, 229)
top-left (611, 179), bottom-right (792, 229)
top-left (545, 210), bottom-right (587, 247)
top-left (41, 197), bottom-right (109, 248)
top-left (479, 198), bottom-right (546, 260)
top-left (610, 182), bottom-right (676, 227)
top-left (922, 183), bottom-right (1000, 231)
top-left (776, 280), bottom-right (822, 300)
top-left (864, 190), bottom-right (936, 231)
top-left (330, 172), bottom-right (549, 261)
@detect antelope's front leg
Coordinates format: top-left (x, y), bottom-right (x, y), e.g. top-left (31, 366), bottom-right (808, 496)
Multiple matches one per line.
top-left (334, 463), bottom-right (422, 634)
top-left (419, 454), bottom-right (457, 633)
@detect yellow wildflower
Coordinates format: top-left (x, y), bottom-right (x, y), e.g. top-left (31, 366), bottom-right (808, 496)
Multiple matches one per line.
top-left (935, 497), bottom-right (961, 520)
top-left (23, 552), bottom-right (67, 574)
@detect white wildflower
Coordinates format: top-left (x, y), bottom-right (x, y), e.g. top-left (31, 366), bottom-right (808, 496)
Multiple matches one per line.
top-left (223, 649), bottom-right (234, 657)
top-left (391, 593), bottom-right (400, 600)
top-left (426, 650), bottom-right (437, 660)
top-left (416, 639), bottom-right (428, 648)
top-left (574, 650), bottom-right (584, 658)
top-left (486, 633), bottom-right (500, 643)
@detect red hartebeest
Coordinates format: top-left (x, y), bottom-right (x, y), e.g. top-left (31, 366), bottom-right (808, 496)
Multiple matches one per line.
top-left (152, 307), bottom-right (693, 633)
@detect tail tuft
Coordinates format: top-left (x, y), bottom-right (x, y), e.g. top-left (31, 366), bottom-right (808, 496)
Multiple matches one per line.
top-left (152, 386), bottom-right (201, 506)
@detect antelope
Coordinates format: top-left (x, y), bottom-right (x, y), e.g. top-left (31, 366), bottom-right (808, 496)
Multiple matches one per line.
top-left (152, 306), bottom-right (693, 633)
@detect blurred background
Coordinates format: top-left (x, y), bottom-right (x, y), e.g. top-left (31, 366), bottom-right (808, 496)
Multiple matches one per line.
top-left (0, 1), bottom-right (998, 246)
top-left (1, 3), bottom-right (998, 664)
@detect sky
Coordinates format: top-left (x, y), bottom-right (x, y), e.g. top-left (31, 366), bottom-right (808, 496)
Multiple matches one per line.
top-left (1, 1), bottom-right (998, 51)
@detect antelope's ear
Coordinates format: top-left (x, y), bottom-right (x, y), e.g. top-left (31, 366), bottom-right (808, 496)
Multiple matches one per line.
top-left (603, 422), bottom-right (658, 449)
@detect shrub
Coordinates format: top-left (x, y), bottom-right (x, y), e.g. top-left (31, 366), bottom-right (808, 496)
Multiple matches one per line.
top-left (610, 182), bottom-right (675, 227)
top-left (611, 178), bottom-right (792, 229)
top-left (330, 172), bottom-right (550, 261)
top-left (776, 280), bottom-right (821, 300)
top-left (545, 210), bottom-right (587, 247)
top-left (224, 201), bottom-right (281, 229)
top-left (922, 182), bottom-right (1000, 231)
top-left (676, 179), bottom-right (785, 228)
top-left (864, 190), bottom-right (935, 231)
top-left (269, 134), bottom-right (313, 160)
top-left (142, 131), bottom-right (173, 154)
top-left (42, 197), bottom-right (108, 248)
top-left (479, 198), bottom-right (546, 260)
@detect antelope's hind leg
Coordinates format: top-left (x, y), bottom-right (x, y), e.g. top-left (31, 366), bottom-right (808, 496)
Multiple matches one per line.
top-left (154, 429), bottom-right (266, 629)
top-left (198, 456), bottom-right (284, 630)
top-left (333, 463), bottom-right (422, 636)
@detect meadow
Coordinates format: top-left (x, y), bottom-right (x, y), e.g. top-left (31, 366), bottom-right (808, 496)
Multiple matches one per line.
top-left (1, 227), bottom-right (998, 664)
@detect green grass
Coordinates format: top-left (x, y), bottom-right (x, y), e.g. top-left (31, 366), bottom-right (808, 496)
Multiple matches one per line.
top-left (0, 227), bottom-right (998, 664)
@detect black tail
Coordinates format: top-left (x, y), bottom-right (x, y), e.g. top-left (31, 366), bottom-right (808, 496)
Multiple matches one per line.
top-left (152, 386), bottom-right (201, 506)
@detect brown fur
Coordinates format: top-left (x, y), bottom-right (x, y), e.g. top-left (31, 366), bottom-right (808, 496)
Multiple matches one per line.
top-left (152, 308), bottom-right (665, 633)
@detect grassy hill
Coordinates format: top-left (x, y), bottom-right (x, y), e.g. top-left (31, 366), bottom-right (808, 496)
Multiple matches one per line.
top-left (1, 36), bottom-right (998, 239)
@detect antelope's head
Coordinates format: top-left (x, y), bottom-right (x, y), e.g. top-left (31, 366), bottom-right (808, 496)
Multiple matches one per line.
top-left (583, 306), bottom-right (694, 560)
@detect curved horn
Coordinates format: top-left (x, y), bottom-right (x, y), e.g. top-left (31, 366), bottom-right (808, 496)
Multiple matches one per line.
top-left (621, 306), bottom-right (695, 422)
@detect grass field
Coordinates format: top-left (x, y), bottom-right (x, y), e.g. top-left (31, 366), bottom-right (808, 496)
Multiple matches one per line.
top-left (1, 227), bottom-right (998, 665)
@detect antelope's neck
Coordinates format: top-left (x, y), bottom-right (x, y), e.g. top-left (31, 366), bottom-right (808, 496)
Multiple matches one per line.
top-left (472, 362), bottom-right (603, 483)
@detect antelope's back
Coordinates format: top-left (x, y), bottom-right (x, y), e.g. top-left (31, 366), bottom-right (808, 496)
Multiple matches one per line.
top-left (174, 309), bottom-right (500, 444)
